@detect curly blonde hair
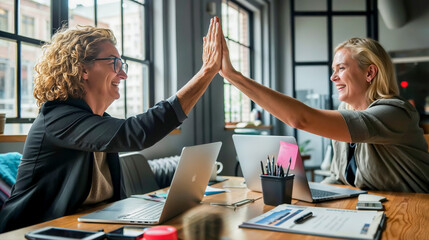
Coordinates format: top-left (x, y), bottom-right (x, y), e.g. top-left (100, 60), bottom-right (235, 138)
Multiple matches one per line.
top-left (335, 38), bottom-right (399, 108)
top-left (33, 25), bottom-right (117, 107)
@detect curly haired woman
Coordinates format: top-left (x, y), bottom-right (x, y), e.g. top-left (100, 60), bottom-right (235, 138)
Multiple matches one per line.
top-left (0, 17), bottom-right (222, 232)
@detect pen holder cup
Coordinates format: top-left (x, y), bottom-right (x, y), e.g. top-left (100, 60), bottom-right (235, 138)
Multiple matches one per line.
top-left (260, 174), bottom-right (294, 206)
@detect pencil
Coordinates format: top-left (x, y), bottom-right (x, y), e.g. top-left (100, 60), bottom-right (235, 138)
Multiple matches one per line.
top-left (285, 157), bottom-right (291, 177)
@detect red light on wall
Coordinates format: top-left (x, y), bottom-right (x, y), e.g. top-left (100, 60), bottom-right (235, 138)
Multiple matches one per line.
top-left (400, 81), bottom-right (409, 88)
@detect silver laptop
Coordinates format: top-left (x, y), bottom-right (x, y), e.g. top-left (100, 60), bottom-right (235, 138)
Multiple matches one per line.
top-left (78, 142), bottom-right (222, 224)
top-left (233, 135), bottom-right (366, 202)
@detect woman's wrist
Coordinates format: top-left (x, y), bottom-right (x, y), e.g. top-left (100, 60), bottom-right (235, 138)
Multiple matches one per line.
top-left (199, 66), bottom-right (218, 80)
top-left (223, 69), bottom-right (242, 82)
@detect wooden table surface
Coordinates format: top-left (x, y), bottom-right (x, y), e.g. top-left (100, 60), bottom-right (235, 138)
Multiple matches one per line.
top-left (1, 177), bottom-right (428, 239)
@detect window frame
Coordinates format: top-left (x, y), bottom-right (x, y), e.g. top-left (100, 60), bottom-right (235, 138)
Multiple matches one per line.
top-left (222, 0), bottom-right (254, 124)
top-left (0, 0), bottom-right (154, 123)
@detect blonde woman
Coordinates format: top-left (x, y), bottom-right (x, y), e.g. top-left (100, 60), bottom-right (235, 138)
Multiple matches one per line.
top-left (0, 17), bottom-right (222, 232)
top-left (220, 27), bottom-right (429, 192)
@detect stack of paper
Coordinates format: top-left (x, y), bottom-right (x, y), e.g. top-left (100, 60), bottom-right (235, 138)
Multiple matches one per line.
top-left (240, 204), bottom-right (385, 240)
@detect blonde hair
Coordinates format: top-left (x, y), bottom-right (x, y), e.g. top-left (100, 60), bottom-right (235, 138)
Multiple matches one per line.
top-left (335, 38), bottom-right (399, 106)
top-left (33, 25), bottom-right (117, 107)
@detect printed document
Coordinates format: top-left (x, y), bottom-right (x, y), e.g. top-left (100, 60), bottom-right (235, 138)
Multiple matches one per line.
top-left (240, 204), bottom-right (385, 240)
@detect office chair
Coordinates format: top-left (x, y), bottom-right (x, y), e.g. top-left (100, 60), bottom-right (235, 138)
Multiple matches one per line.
top-left (119, 152), bottom-right (160, 197)
top-left (314, 145), bottom-right (333, 181)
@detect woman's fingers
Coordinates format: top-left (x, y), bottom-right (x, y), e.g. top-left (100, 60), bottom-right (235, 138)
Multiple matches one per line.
top-left (201, 17), bottom-right (224, 74)
top-left (215, 22), bottom-right (222, 51)
top-left (207, 18), bottom-right (214, 43)
top-left (218, 17), bottom-right (225, 38)
top-left (217, 19), bottom-right (229, 54)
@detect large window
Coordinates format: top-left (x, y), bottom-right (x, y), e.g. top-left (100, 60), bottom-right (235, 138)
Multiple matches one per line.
top-left (0, 0), bottom-right (50, 120)
top-left (0, 8), bottom-right (8, 31)
top-left (0, 0), bottom-right (151, 122)
top-left (222, 0), bottom-right (253, 124)
top-left (69, 0), bottom-right (150, 118)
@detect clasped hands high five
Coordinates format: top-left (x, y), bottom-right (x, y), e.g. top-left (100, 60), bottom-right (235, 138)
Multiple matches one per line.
top-left (202, 17), bottom-right (239, 82)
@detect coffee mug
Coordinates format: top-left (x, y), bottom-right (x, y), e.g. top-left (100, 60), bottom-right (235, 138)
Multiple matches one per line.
top-left (210, 161), bottom-right (223, 181)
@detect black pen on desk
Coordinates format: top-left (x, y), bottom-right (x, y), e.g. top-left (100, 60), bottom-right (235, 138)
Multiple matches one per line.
top-left (266, 157), bottom-right (271, 175)
top-left (271, 156), bottom-right (275, 176)
top-left (294, 212), bottom-right (313, 224)
top-left (260, 161), bottom-right (265, 175)
top-left (273, 156), bottom-right (276, 174)
top-left (285, 157), bottom-right (291, 177)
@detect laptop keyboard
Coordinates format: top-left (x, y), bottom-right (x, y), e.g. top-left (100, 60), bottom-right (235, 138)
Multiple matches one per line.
top-left (310, 188), bottom-right (339, 198)
top-left (120, 201), bottom-right (164, 220)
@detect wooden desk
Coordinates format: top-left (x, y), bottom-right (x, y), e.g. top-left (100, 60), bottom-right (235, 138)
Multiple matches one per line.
top-left (1, 177), bottom-right (428, 239)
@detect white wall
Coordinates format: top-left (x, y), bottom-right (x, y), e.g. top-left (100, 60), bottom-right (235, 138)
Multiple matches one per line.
top-left (379, 0), bottom-right (429, 51)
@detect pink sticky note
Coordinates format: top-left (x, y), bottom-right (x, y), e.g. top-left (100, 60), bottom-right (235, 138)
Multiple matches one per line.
top-left (277, 141), bottom-right (298, 170)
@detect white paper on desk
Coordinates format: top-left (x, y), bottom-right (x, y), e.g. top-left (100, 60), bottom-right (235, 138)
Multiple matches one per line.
top-left (204, 186), bottom-right (230, 196)
top-left (131, 186), bottom-right (229, 201)
top-left (241, 204), bottom-right (384, 240)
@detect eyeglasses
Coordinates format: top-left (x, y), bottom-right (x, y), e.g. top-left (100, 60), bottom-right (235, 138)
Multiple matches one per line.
top-left (93, 57), bottom-right (128, 74)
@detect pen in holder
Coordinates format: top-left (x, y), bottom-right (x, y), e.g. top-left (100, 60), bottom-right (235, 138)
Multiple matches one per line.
top-left (260, 174), bottom-right (295, 206)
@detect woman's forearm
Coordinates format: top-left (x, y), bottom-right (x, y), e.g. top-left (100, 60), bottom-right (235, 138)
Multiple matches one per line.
top-left (225, 72), bottom-right (351, 142)
top-left (176, 68), bottom-right (216, 115)
top-left (176, 17), bottom-right (221, 115)
top-left (225, 72), bottom-right (309, 128)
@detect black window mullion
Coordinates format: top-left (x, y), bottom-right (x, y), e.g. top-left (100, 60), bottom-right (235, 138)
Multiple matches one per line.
top-left (51, 0), bottom-right (68, 34)
top-left (249, 9), bottom-right (255, 110)
top-left (224, 37), bottom-right (250, 48)
top-left (120, 0), bottom-right (127, 117)
top-left (14, 0), bottom-right (18, 34)
top-left (225, 1), bottom-right (230, 122)
top-left (14, 0), bottom-right (19, 119)
top-left (146, 0), bottom-right (154, 108)
top-left (366, 0), bottom-right (371, 39)
top-left (367, 0), bottom-right (378, 40)
top-left (94, 0), bottom-right (98, 26)
top-left (290, 0), bottom-right (298, 137)
top-left (0, 31), bottom-right (43, 47)
top-left (327, 0), bottom-right (333, 110)
top-left (16, 39), bottom-right (21, 118)
top-left (237, 9), bottom-right (242, 120)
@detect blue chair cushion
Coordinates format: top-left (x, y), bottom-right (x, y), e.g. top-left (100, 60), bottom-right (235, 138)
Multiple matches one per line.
top-left (0, 152), bottom-right (22, 186)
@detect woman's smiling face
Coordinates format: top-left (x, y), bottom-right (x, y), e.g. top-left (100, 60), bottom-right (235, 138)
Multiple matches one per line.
top-left (330, 48), bottom-right (370, 110)
top-left (83, 41), bottom-right (127, 109)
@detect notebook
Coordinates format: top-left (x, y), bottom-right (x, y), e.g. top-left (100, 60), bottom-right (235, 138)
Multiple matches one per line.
top-left (232, 135), bottom-right (366, 202)
top-left (78, 142), bottom-right (222, 224)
